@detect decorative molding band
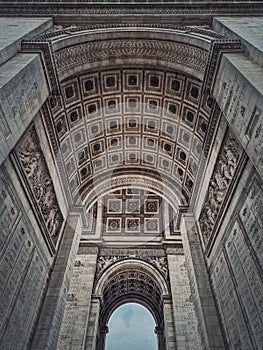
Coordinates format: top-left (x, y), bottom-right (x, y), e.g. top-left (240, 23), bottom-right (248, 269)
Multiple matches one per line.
top-left (21, 41), bottom-right (61, 96)
top-left (0, 3), bottom-right (263, 17)
top-left (37, 24), bottom-right (225, 41)
top-left (54, 39), bottom-right (208, 78)
top-left (190, 104), bottom-right (222, 209)
top-left (40, 103), bottom-right (74, 207)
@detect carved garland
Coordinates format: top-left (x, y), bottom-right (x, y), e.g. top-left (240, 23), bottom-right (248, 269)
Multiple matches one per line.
top-left (14, 125), bottom-right (63, 251)
top-left (199, 128), bottom-right (244, 252)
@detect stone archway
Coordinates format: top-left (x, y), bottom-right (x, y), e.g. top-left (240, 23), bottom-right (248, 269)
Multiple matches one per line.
top-left (30, 25), bottom-right (230, 350)
top-left (89, 259), bottom-right (173, 350)
top-left (0, 10), bottom-right (262, 350)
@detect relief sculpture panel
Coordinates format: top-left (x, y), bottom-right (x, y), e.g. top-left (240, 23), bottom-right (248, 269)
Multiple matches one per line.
top-left (95, 247), bottom-right (170, 283)
top-left (199, 129), bottom-right (243, 250)
top-left (15, 125), bottom-right (63, 248)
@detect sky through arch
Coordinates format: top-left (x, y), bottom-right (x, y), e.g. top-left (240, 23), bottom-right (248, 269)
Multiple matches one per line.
top-left (105, 303), bottom-right (158, 350)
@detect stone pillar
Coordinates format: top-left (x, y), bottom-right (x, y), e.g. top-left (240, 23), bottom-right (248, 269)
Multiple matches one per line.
top-left (84, 297), bottom-right (101, 350)
top-left (96, 325), bottom-right (108, 350)
top-left (167, 248), bottom-right (202, 350)
top-left (31, 214), bottom-right (82, 350)
top-left (155, 326), bottom-right (165, 350)
top-left (162, 296), bottom-right (177, 350)
top-left (181, 213), bottom-right (225, 350)
top-left (57, 245), bottom-right (99, 350)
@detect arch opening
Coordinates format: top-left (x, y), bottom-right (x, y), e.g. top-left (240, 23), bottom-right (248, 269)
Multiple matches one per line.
top-left (105, 303), bottom-right (158, 350)
top-left (93, 260), bottom-right (170, 350)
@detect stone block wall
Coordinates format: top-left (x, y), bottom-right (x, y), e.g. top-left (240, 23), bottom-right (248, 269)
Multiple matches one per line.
top-left (206, 19), bottom-right (263, 349)
top-left (0, 17), bottom-right (52, 166)
top-left (167, 253), bottom-right (203, 350)
top-left (57, 249), bottom-right (98, 350)
top-left (0, 159), bottom-right (53, 350)
top-left (207, 161), bottom-right (263, 349)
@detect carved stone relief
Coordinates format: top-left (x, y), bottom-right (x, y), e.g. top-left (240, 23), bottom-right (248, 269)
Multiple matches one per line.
top-left (55, 39), bottom-right (208, 78)
top-left (199, 129), bottom-right (243, 250)
top-left (95, 249), bottom-right (169, 282)
top-left (15, 125), bottom-right (63, 246)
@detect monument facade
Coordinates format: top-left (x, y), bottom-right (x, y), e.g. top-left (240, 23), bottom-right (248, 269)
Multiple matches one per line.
top-left (0, 2), bottom-right (262, 349)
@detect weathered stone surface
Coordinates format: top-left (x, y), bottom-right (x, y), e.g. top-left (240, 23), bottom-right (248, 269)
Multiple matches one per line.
top-left (0, 12), bottom-right (262, 350)
top-left (0, 53), bottom-right (49, 165)
top-left (181, 214), bottom-right (225, 350)
top-left (213, 17), bottom-right (263, 67)
top-left (167, 253), bottom-right (203, 350)
top-left (57, 253), bottom-right (98, 350)
top-left (0, 162), bottom-right (52, 350)
top-left (31, 215), bottom-right (82, 350)
top-left (0, 17), bottom-right (52, 65)
top-left (213, 52), bottom-right (263, 178)
top-left (207, 160), bottom-right (263, 350)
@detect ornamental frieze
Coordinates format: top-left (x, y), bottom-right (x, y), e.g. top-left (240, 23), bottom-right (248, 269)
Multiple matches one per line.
top-left (38, 24), bottom-right (224, 41)
top-left (14, 125), bottom-right (63, 248)
top-left (95, 252), bottom-right (169, 282)
top-left (199, 129), bottom-right (244, 251)
top-left (54, 39), bottom-right (208, 78)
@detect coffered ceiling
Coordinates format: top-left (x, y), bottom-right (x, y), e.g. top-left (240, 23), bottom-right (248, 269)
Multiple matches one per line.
top-left (47, 66), bottom-right (215, 208)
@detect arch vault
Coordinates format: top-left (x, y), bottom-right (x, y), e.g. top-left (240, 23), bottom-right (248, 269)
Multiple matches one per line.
top-left (0, 8), bottom-right (262, 350)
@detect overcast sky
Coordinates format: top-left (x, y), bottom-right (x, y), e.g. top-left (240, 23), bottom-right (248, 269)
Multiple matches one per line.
top-left (105, 303), bottom-right (157, 350)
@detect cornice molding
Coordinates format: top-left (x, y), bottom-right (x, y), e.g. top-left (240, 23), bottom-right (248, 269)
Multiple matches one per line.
top-left (0, 2), bottom-right (263, 19)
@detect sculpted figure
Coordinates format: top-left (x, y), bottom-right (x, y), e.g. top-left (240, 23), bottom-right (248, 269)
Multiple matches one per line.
top-left (18, 150), bottom-right (41, 179)
top-left (158, 257), bottom-right (168, 276)
top-left (210, 179), bottom-right (225, 206)
top-left (97, 257), bottom-right (106, 271)
top-left (47, 207), bottom-right (61, 238)
top-left (97, 256), bottom-right (118, 272)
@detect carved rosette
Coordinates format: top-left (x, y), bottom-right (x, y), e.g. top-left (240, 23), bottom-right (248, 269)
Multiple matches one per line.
top-left (199, 129), bottom-right (243, 250)
top-left (15, 125), bottom-right (63, 247)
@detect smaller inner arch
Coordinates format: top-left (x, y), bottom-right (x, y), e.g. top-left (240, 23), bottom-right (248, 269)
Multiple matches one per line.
top-left (105, 303), bottom-right (158, 350)
top-left (95, 260), bottom-right (169, 350)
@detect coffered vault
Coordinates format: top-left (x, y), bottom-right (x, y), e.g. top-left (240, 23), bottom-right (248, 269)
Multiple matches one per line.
top-left (0, 10), bottom-right (262, 350)
top-left (18, 25), bottom-right (233, 235)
